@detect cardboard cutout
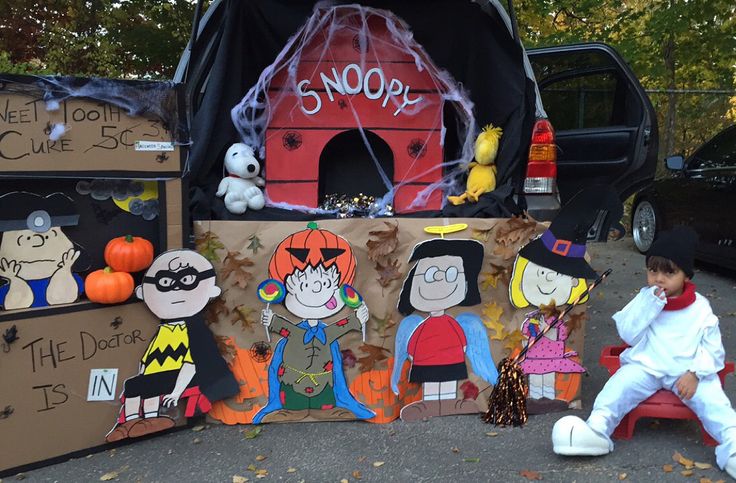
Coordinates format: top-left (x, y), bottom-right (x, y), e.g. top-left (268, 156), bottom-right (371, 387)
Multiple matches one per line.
top-left (105, 250), bottom-right (239, 442)
top-left (255, 223), bottom-right (374, 423)
top-left (0, 192), bottom-right (84, 310)
top-left (392, 238), bottom-right (498, 421)
top-left (510, 187), bottom-right (623, 413)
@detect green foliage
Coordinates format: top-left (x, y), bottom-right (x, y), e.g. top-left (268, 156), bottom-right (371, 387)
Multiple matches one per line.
top-left (0, 0), bottom-right (205, 79)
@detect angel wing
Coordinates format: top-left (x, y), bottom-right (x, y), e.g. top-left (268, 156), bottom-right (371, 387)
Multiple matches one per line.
top-left (457, 312), bottom-right (498, 385)
top-left (391, 314), bottom-right (423, 395)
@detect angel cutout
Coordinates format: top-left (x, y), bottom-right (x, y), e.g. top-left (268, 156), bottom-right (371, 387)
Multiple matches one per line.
top-left (392, 238), bottom-right (497, 421)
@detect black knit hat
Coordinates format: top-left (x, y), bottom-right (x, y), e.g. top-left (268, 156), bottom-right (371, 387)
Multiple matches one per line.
top-left (646, 226), bottom-right (698, 278)
top-left (519, 186), bottom-right (623, 279)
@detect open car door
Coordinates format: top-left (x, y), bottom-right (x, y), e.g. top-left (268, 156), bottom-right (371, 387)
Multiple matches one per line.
top-left (528, 43), bottom-right (658, 208)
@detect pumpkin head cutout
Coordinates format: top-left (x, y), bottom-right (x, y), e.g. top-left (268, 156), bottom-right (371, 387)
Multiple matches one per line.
top-left (268, 223), bottom-right (358, 320)
top-left (269, 222), bottom-right (356, 286)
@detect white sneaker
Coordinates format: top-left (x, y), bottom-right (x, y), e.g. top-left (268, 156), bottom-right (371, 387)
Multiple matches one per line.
top-left (552, 415), bottom-right (612, 456)
top-left (725, 455), bottom-right (736, 479)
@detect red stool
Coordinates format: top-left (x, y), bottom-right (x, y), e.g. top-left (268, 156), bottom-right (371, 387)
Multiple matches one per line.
top-left (599, 345), bottom-right (734, 446)
top-left (117, 386), bottom-right (212, 424)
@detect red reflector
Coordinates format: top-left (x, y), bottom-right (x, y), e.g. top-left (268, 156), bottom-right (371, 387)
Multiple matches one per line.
top-left (531, 119), bottom-right (555, 145)
top-left (526, 161), bottom-right (557, 179)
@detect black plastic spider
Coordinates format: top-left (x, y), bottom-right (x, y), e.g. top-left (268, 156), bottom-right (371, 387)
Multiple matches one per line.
top-left (407, 139), bottom-right (427, 159)
top-left (282, 131), bottom-right (303, 151)
top-left (250, 341), bottom-right (273, 362)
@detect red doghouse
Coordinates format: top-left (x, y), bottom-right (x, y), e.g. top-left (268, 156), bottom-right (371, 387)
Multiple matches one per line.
top-left (264, 10), bottom-right (457, 213)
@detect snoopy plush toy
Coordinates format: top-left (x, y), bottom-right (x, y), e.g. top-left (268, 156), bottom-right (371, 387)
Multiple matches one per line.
top-left (216, 143), bottom-right (266, 214)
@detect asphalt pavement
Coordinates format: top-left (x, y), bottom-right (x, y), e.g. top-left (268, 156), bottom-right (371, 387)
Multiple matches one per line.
top-left (12, 237), bottom-right (736, 483)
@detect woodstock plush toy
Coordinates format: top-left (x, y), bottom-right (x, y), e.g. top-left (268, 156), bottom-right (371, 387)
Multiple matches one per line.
top-left (216, 143), bottom-right (266, 214)
top-left (447, 124), bottom-right (503, 205)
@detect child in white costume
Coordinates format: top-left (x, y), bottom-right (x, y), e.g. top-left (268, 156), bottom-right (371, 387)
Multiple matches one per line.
top-left (552, 227), bottom-right (736, 479)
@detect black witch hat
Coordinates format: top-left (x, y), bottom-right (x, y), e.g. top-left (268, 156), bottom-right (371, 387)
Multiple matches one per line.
top-left (519, 186), bottom-right (623, 279)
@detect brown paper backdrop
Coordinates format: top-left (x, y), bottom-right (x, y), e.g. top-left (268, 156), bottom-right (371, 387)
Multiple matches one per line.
top-left (194, 218), bottom-right (589, 425)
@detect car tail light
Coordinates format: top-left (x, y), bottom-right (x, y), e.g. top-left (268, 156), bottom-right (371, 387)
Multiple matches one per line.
top-left (524, 119), bottom-right (558, 194)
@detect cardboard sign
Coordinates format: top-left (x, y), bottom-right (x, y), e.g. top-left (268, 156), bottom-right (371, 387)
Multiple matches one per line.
top-left (0, 302), bottom-right (183, 473)
top-left (0, 93), bottom-right (182, 176)
top-left (87, 369), bottom-right (119, 401)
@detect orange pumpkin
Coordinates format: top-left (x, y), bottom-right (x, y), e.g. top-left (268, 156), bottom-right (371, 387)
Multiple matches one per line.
top-left (104, 235), bottom-right (154, 273)
top-left (209, 341), bottom-right (270, 425)
top-left (85, 267), bottom-right (134, 304)
top-left (269, 223), bottom-right (356, 285)
top-left (349, 358), bottom-right (423, 423)
top-left (555, 371), bottom-right (582, 402)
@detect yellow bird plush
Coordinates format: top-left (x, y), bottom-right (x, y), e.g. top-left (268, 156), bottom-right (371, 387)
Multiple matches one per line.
top-left (447, 124), bottom-right (503, 205)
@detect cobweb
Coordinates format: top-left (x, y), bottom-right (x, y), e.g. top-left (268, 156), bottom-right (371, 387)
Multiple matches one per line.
top-left (231, 2), bottom-right (478, 216)
top-left (0, 74), bottom-right (188, 170)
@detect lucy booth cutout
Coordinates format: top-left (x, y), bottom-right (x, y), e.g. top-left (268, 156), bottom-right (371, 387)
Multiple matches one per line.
top-left (105, 249), bottom-right (238, 442)
top-left (254, 223), bottom-right (373, 424)
top-left (392, 238), bottom-right (498, 422)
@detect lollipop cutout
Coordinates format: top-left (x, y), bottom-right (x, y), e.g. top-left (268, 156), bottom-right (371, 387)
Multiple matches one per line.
top-left (340, 284), bottom-right (365, 341)
top-left (257, 279), bottom-right (286, 342)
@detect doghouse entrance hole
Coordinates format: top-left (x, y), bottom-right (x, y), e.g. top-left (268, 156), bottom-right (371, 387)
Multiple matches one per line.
top-left (318, 129), bottom-right (394, 201)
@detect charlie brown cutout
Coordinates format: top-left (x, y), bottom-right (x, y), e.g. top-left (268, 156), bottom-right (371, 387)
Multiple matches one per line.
top-left (392, 238), bottom-right (498, 422)
top-left (0, 192), bottom-right (84, 309)
top-left (256, 223), bottom-right (374, 423)
top-left (106, 249), bottom-right (238, 442)
top-left (510, 187), bottom-right (622, 414)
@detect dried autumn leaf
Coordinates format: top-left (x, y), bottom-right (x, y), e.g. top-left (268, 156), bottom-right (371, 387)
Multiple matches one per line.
top-left (673, 451), bottom-right (695, 469)
top-left (503, 329), bottom-right (526, 353)
top-left (255, 455), bottom-right (266, 462)
top-left (352, 470), bottom-right (363, 479)
top-left (366, 222), bottom-right (399, 265)
top-left (538, 301), bottom-right (560, 319)
top-left (233, 476), bottom-right (249, 483)
top-left (662, 464), bottom-right (673, 473)
top-left (357, 344), bottom-right (391, 372)
top-left (205, 294), bottom-right (230, 325)
top-left (222, 251), bottom-right (255, 289)
top-left (480, 272), bottom-right (499, 290)
top-left (699, 478), bottom-right (713, 483)
top-left (340, 479), bottom-right (349, 483)
top-left (565, 311), bottom-right (588, 335)
top-left (371, 314), bottom-right (397, 338)
top-left (471, 227), bottom-right (493, 242)
top-left (286, 468), bottom-right (297, 473)
top-left (485, 432), bottom-right (498, 437)
top-left (488, 263), bottom-right (512, 288)
top-left (243, 427), bottom-right (262, 439)
top-left (247, 464), bottom-right (257, 472)
top-left (255, 469), bottom-right (268, 478)
top-left (215, 336), bottom-right (237, 363)
top-left (232, 305), bottom-right (258, 332)
top-left (492, 242), bottom-right (519, 260)
top-left (618, 473), bottom-right (627, 480)
top-left (460, 380), bottom-right (479, 400)
top-left (451, 447), bottom-right (460, 453)
top-left (495, 216), bottom-right (540, 246)
top-left (195, 231), bottom-right (226, 263)
top-left (372, 461), bottom-right (385, 467)
top-left (694, 462), bottom-right (712, 469)
top-left (520, 469), bottom-right (543, 480)
top-left (681, 470), bottom-right (694, 476)
top-left (341, 348), bottom-right (357, 369)
top-left (100, 472), bottom-right (118, 481)
top-left (482, 303), bottom-right (504, 332)
top-left (375, 258), bottom-right (402, 288)
top-left (247, 234), bottom-right (264, 255)
top-left (192, 425), bottom-right (205, 432)
top-left (192, 437), bottom-right (201, 444)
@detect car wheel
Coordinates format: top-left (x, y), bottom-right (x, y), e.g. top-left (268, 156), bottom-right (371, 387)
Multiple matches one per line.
top-left (632, 198), bottom-right (659, 253)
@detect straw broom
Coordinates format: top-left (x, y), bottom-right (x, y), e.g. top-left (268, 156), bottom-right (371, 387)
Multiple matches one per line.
top-left (483, 269), bottom-right (612, 426)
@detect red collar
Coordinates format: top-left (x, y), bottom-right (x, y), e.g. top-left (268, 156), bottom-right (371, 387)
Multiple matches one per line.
top-left (663, 281), bottom-right (696, 311)
top-left (229, 174), bottom-right (244, 179)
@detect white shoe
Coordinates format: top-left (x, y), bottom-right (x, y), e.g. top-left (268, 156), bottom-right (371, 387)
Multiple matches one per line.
top-left (552, 415), bottom-right (612, 456)
top-left (725, 455), bottom-right (736, 479)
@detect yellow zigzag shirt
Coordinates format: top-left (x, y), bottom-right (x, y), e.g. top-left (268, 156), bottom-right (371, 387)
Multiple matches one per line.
top-left (141, 323), bottom-right (194, 375)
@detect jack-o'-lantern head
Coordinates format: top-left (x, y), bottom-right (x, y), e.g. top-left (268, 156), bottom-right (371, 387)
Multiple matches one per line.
top-left (268, 223), bottom-right (356, 319)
